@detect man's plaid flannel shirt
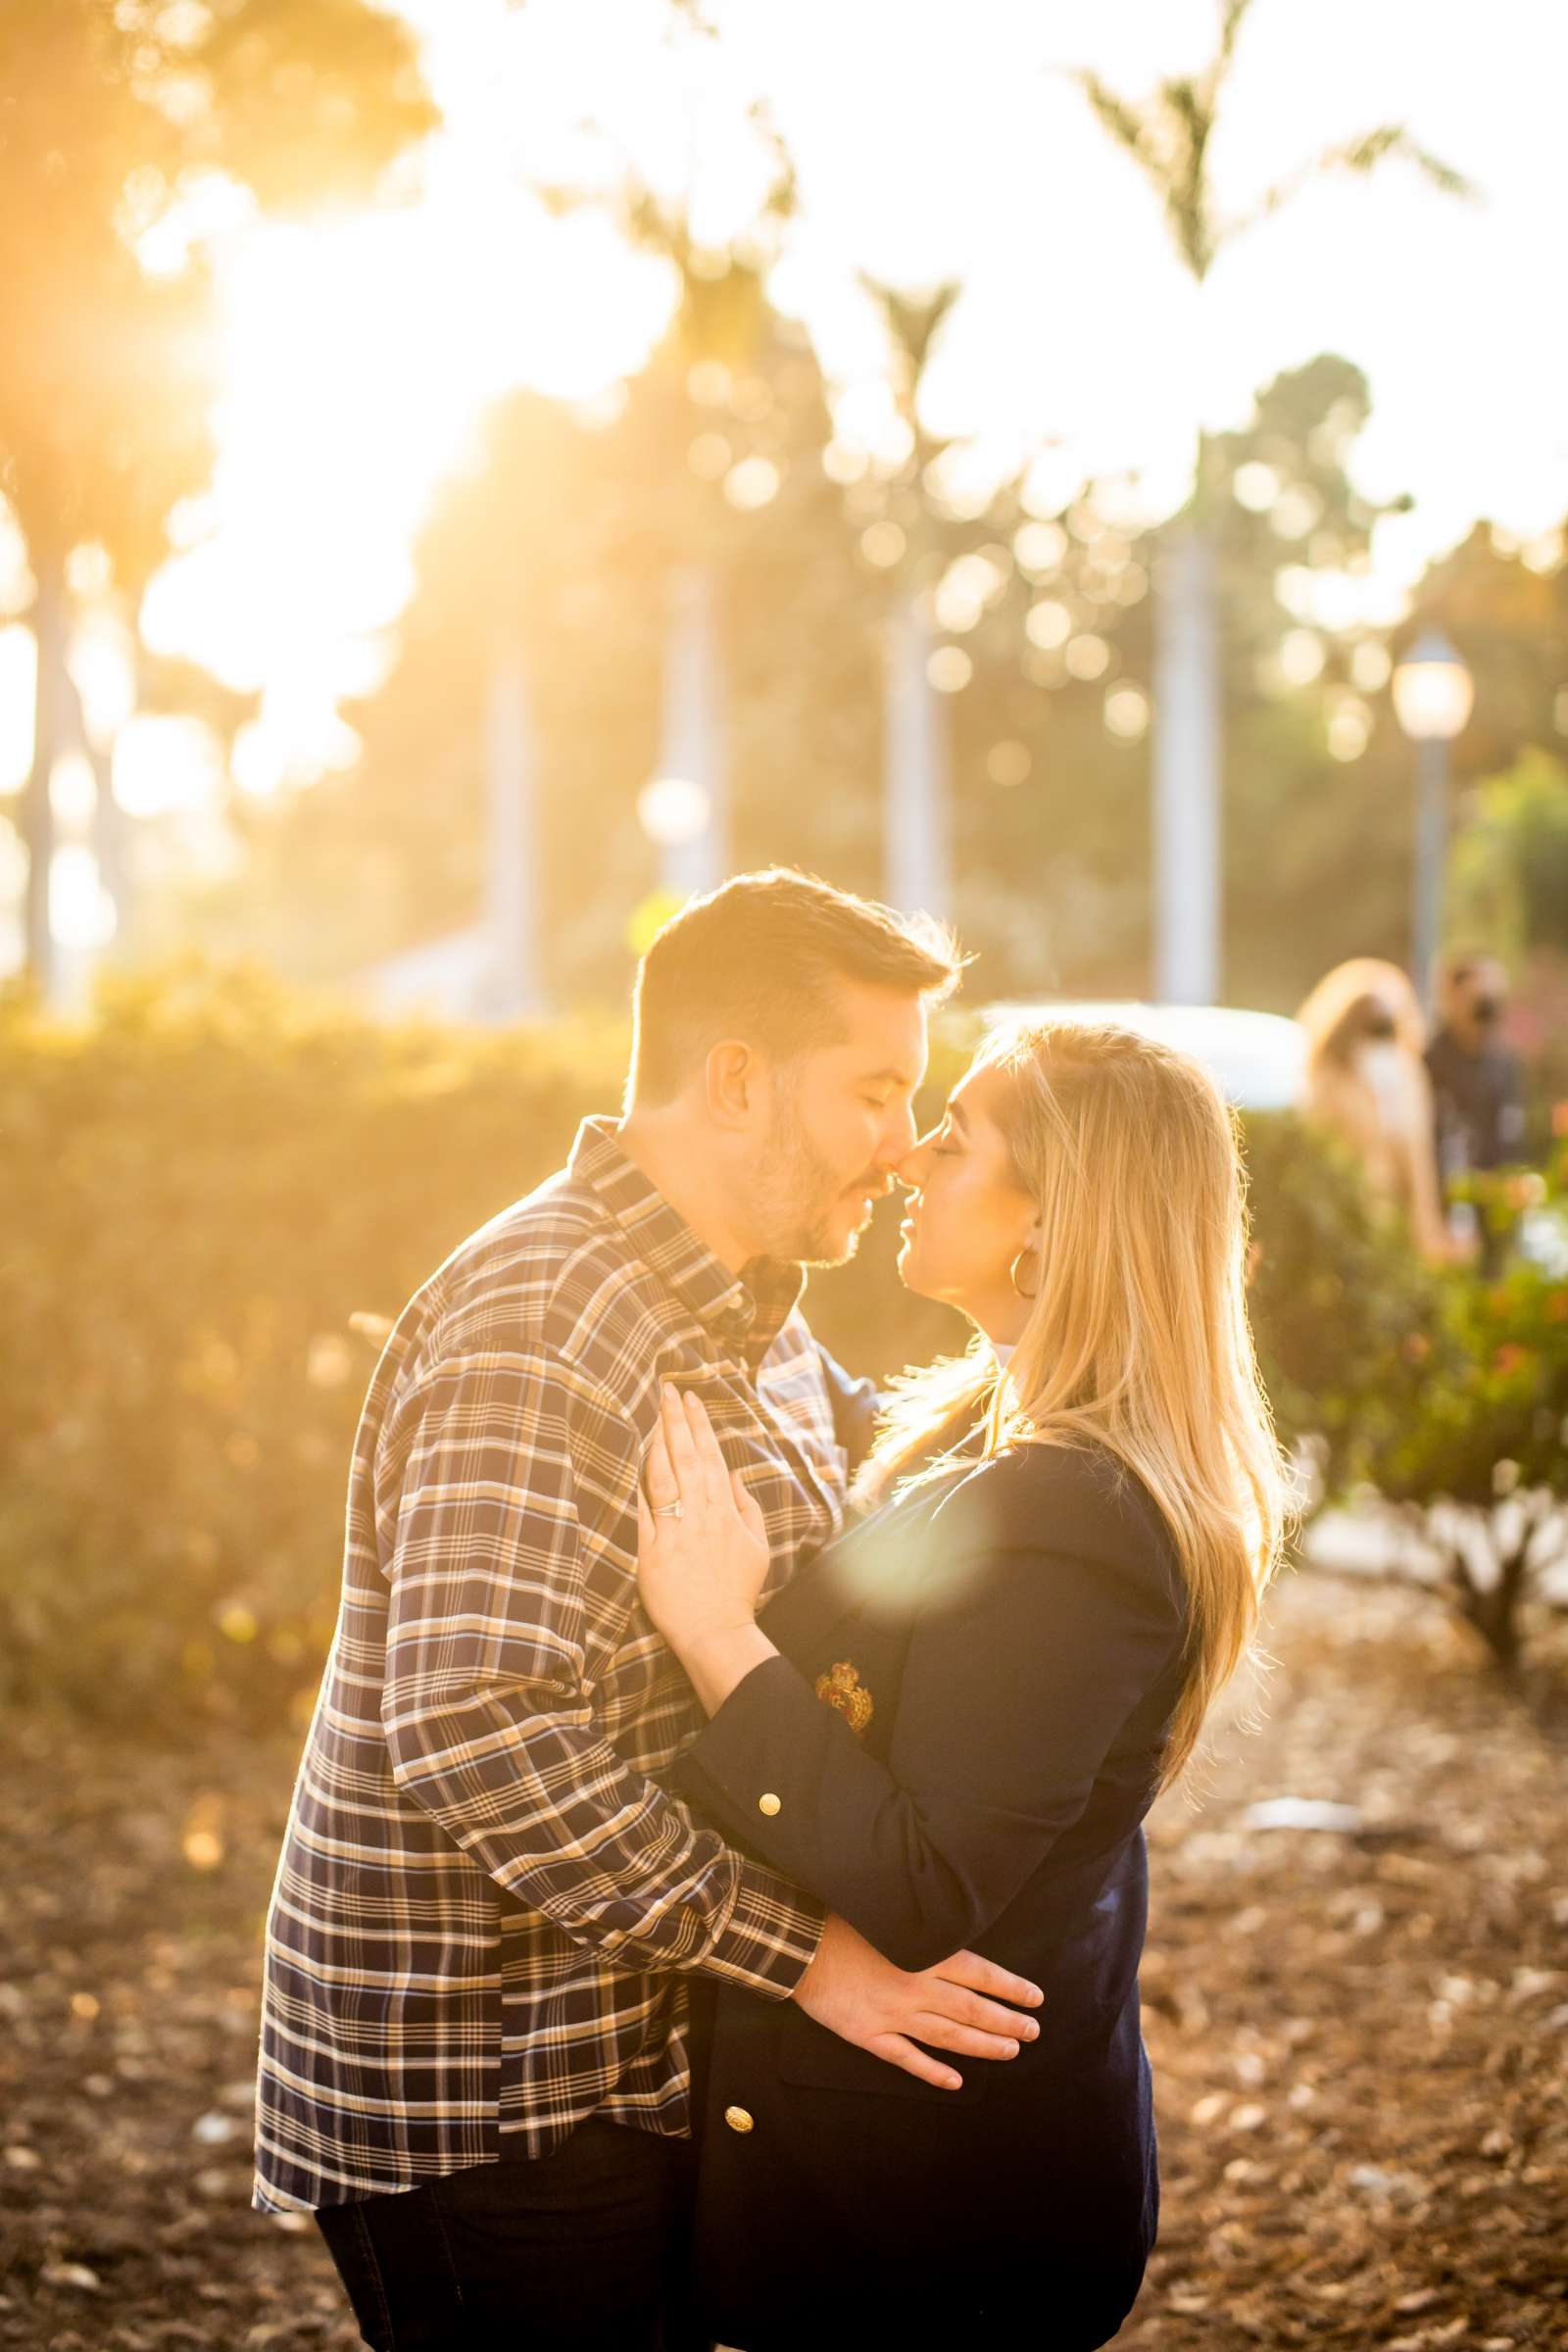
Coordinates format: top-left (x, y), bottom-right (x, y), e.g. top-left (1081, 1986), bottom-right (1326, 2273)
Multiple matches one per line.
top-left (254, 1118), bottom-right (847, 2213)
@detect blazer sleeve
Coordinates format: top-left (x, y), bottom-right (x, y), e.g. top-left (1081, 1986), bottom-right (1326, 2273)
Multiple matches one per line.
top-left (676, 1459), bottom-right (1186, 1972)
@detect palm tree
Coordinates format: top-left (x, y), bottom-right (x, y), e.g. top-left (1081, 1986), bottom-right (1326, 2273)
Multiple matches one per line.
top-left (1066, 0), bottom-right (1471, 1002)
top-left (1, 0), bottom-right (436, 996)
top-left (862, 282), bottom-right (964, 924)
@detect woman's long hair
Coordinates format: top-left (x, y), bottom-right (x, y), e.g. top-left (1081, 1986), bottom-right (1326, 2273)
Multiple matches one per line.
top-left (1294, 957), bottom-right (1447, 1258)
top-left (862, 1018), bottom-right (1293, 1793)
top-left (1297, 956), bottom-right (1427, 1066)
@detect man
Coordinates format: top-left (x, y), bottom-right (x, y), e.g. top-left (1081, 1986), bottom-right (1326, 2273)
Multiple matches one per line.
top-left (255, 870), bottom-right (1039, 2349)
top-left (1427, 952), bottom-right (1528, 1182)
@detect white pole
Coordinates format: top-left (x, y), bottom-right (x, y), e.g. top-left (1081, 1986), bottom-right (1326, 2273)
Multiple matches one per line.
top-left (884, 596), bottom-right (951, 919)
top-left (660, 568), bottom-right (727, 899)
top-left (484, 643), bottom-right (546, 1016)
top-left (1152, 525), bottom-right (1221, 1004)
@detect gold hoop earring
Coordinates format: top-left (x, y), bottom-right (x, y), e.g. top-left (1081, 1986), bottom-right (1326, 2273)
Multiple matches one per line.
top-left (1008, 1249), bottom-right (1039, 1301)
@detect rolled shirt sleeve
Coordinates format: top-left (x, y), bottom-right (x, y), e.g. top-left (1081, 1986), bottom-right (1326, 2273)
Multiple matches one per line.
top-left (378, 1345), bottom-right (824, 1997)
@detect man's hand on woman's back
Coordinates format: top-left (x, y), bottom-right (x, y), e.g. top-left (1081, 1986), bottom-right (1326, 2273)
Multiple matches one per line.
top-left (791, 1913), bottom-right (1043, 2089)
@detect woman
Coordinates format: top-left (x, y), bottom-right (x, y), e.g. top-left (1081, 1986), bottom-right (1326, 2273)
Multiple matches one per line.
top-left (638, 1018), bottom-right (1291, 2350)
top-left (1296, 956), bottom-right (1451, 1262)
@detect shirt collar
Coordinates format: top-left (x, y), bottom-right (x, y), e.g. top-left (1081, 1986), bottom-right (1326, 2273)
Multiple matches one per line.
top-left (568, 1116), bottom-right (806, 1361)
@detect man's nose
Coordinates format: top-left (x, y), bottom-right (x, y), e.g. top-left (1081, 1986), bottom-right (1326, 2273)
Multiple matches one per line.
top-left (879, 1099), bottom-right (920, 1164)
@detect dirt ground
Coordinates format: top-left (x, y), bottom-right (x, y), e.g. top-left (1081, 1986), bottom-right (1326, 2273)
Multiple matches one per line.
top-left (1, 1570), bottom-right (1564, 2352)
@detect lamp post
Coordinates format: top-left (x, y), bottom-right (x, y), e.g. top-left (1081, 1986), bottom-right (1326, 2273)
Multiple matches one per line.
top-left (1392, 630), bottom-right (1474, 1016)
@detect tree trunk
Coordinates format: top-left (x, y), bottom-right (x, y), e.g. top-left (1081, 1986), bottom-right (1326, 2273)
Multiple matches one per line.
top-left (22, 549), bottom-right (69, 1001)
top-left (658, 566), bottom-right (727, 901)
top-left (1453, 1536), bottom-right (1528, 1674)
top-left (1152, 522), bottom-right (1222, 1004)
top-left (483, 639), bottom-right (546, 1018)
top-left (884, 595), bottom-right (951, 921)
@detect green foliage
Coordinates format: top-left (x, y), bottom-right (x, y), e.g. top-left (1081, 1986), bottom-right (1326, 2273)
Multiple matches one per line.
top-left (1248, 1114), bottom-right (1568, 1668)
top-left (2, 0), bottom-right (436, 986)
top-left (1352, 1146), bottom-right (1568, 1667)
top-left (1242, 1110), bottom-right (1446, 1482)
top-left (5, 975), bottom-right (1559, 1720)
top-left (1064, 3), bottom-right (1470, 290)
top-left (0, 968), bottom-right (613, 1727)
top-left (1448, 749), bottom-right (1568, 961)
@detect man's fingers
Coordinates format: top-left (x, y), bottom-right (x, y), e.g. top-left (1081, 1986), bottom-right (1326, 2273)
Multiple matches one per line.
top-left (909, 2017), bottom-right (1022, 2063)
top-left (866, 2034), bottom-right (962, 2092)
top-left (932, 1988), bottom-right (1039, 2040)
top-left (932, 1950), bottom-right (1045, 2010)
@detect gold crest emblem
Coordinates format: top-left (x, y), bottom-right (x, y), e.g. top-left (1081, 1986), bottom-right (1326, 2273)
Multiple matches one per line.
top-left (813, 1660), bottom-right (873, 1736)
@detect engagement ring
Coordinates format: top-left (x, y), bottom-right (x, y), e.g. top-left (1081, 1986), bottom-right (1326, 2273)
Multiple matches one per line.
top-left (655, 1500), bottom-right (685, 1519)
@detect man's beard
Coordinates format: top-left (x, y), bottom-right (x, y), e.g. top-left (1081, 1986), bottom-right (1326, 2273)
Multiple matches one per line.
top-left (752, 1087), bottom-right (873, 1266)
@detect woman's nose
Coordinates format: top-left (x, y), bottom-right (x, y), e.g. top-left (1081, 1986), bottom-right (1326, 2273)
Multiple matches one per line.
top-left (898, 1133), bottom-right (934, 1187)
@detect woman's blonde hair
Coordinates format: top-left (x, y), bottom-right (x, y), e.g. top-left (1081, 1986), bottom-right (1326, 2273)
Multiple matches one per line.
top-left (1294, 958), bottom-right (1447, 1259)
top-left (862, 1018), bottom-right (1293, 1793)
top-left (1297, 956), bottom-right (1427, 1064)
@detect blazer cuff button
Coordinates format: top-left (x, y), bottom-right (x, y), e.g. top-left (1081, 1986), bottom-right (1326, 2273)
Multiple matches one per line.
top-left (758, 1792), bottom-right (782, 1816)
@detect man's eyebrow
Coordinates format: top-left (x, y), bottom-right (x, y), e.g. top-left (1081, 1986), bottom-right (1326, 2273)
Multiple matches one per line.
top-left (858, 1066), bottom-right (916, 1088)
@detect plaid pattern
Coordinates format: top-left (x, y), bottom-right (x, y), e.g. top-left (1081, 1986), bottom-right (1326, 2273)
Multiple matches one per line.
top-left (255, 1119), bottom-right (843, 2213)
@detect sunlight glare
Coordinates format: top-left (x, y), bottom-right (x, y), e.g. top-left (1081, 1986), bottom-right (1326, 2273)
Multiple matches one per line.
top-left (0, 625), bottom-right (37, 792)
top-left (113, 716), bottom-right (227, 821)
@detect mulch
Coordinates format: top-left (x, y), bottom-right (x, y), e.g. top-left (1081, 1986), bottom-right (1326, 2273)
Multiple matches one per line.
top-left (1, 1570), bottom-right (1564, 2350)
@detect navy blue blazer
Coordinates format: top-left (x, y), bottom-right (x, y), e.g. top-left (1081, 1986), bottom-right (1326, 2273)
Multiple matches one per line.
top-left (673, 1435), bottom-right (1189, 2351)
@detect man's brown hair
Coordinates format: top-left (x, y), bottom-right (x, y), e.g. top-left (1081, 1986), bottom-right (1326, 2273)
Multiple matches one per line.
top-left (627, 868), bottom-right (961, 1107)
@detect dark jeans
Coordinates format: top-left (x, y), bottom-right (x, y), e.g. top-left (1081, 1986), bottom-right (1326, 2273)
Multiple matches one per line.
top-left (314, 2119), bottom-right (710, 2352)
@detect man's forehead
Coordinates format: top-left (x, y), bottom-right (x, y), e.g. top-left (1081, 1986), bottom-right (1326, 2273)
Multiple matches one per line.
top-left (827, 981), bottom-right (930, 1081)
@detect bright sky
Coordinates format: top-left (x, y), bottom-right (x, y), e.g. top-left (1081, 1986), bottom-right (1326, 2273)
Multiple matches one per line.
top-left (5, 0), bottom-right (1568, 950)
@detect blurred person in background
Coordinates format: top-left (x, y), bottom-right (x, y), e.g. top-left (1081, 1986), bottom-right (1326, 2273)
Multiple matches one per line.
top-left (1297, 958), bottom-right (1453, 1262)
top-left (1427, 953), bottom-right (1528, 1269)
top-left (637, 1017), bottom-right (1291, 2350)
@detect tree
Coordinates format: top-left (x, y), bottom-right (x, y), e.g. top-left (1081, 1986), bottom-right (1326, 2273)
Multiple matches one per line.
top-left (204, 247), bottom-right (899, 1003)
top-left (0, 0), bottom-right (436, 993)
top-left (1065, 0), bottom-right (1471, 1004)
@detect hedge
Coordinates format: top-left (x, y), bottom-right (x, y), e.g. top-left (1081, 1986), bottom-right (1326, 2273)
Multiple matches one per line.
top-left (0, 967), bottom-right (1466, 1724)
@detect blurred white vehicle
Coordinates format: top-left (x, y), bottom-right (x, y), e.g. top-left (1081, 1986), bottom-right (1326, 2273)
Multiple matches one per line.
top-left (979, 1002), bottom-right (1307, 1113)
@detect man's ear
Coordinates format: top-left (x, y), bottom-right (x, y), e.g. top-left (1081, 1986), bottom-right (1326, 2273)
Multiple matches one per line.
top-left (704, 1040), bottom-right (758, 1132)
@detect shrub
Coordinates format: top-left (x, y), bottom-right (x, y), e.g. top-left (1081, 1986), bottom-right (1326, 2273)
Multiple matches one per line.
top-left (1242, 1111), bottom-right (1446, 1485)
top-left (0, 968), bottom-right (618, 1727)
top-left (1353, 1165), bottom-right (1568, 1670)
top-left (10, 969), bottom-right (1546, 1716)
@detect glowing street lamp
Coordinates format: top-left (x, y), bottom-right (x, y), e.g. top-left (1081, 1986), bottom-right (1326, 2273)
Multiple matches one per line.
top-left (1392, 631), bottom-right (1474, 1014)
top-left (637, 775), bottom-right (711, 852)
